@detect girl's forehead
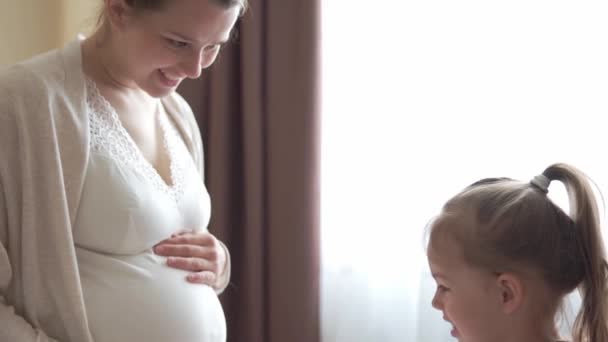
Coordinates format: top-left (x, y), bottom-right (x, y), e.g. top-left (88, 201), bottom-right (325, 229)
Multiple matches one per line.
top-left (428, 215), bottom-right (466, 251)
top-left (426, 211), bottom-right (480, 270)
top-left (428, 242), bottom-right (494, 288)
top-left (427, 238), bottom-right (466, 272)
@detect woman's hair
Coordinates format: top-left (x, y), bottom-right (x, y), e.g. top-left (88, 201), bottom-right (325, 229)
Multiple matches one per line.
top-left (121, 0), bottom-right (248, 14)
top-left (428, 163), bottom-right (608, 342)
top-left (97, 0), bottom-right (248, 27)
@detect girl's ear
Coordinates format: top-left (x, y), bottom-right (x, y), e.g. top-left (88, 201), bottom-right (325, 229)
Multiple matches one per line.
top-left (496, 273), bottom-right (524, 314)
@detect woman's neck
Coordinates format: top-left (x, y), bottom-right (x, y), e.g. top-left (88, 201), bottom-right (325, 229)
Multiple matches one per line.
top-left (81, 27), bottom-right (138, 92)
top-left (81, 28), bottom-right (159, 117)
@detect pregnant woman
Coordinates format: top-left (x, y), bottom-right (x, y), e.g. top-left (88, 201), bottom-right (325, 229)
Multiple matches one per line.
top-left (0, 0), bottom-right (246, 341)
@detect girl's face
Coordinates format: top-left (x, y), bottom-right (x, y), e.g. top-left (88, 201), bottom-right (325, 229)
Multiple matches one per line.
top-left (427, 239), bottom-right (506, 342)
top-left (109, 0), bottom-right (240, 97)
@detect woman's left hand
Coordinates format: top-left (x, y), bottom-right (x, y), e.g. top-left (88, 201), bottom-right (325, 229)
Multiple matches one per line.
top-left (154, 230), bottom-right (228, 288)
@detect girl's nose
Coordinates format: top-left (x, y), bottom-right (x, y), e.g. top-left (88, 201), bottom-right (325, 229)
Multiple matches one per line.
top-left (431, 292), bottom-right (443, 310)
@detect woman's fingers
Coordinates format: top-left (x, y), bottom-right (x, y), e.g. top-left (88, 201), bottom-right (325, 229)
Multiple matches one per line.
top-left (154, 244), bottom-right (217, 260)
top-left (160, 231), bottom-right (216, 246)
top-left (165, 256), bottom-right (219, 273)
top-left (186, 271), bottom-right (217, 285)
top-left (153, 230), bottom-right (228, 288)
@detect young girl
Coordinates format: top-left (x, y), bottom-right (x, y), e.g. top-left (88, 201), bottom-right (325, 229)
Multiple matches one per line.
top-left (427, 163), bottom-right (608, 342)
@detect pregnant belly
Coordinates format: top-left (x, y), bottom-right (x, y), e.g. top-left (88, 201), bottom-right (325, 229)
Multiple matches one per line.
top-left (76, 248), bottom-right (226, 342)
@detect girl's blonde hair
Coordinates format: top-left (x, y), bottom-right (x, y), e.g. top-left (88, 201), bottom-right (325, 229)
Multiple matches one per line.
top-left (429, 163), bottom-right (608, 342)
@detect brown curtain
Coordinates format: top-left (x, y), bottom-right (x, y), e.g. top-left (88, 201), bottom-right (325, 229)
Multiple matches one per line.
top-left (177, 1), bottom-right (320, 342)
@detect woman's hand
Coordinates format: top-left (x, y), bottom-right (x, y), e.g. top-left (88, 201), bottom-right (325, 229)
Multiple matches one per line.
top-left (154, 230), bottom-right (229, 289)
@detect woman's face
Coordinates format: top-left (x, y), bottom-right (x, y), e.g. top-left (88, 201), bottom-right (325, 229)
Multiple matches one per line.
top-left (109, 0), bottom-right (240, 97)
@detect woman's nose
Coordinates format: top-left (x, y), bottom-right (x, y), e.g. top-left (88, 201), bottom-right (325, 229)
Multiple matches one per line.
top-left (182, 49), bottom-right (220, 79)
top-left (182, 56), bottom-right (202, 79)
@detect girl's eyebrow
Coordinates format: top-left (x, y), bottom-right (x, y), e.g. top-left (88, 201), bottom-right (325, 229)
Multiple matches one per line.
top-left (432, 272), bottom-right (449, 281)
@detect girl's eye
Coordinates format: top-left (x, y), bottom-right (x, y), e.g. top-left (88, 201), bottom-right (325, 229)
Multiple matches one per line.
top-left (437, 285), bottom-right (450, 292)
top-left (167, 38), bottom-right (189, 49)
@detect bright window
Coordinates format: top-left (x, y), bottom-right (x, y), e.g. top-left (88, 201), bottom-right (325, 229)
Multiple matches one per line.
top-left (321, 1), bottom-right (608, 341)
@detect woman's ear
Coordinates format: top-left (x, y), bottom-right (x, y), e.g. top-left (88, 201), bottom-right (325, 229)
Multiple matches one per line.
top-left (496, 273), bottom-right (524, 315)
top-left (103, 0), bottom-right (132, 30)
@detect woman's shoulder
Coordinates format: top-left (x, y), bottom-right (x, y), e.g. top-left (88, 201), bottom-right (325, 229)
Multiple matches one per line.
top-left (163, 91), bottom-right (194, 117)
top-left (0, 41), bottom-right (85, 114)
top-left (0, 48), bottom-right (66, 102)
top-left (162, 91), bottom-right (198, 133)
top-left (0, 63), bottom-right (43, 98)
top-left (0, 65), bottom-right (47, 128)
top-left (162, 91), bottom-right (204, 171)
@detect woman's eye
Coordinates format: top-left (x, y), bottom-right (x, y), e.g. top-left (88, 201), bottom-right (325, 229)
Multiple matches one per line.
top-left (203, 44), bottom-right (222, 52)
top-left (167, 39), bottom-right (188, 49)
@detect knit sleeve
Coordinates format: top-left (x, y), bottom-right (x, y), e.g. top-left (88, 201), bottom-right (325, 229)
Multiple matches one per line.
top-left (172, 92), bottom-right (206, 180)
top-left (0, 73), bottom-right (61, 342)
top-left (0, 182), bottom-right (55, 342)
top-left (168, 92), bottom-right (232, 294)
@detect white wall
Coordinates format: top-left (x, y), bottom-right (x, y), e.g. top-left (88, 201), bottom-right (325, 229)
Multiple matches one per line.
top-left (0, 0), bottom-right (97, 67)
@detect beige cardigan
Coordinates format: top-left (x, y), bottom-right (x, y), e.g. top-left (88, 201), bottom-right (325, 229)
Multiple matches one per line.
top-left (0, 39), bottom-right (229, 342)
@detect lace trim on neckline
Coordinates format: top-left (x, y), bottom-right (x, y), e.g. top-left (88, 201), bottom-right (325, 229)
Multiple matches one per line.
top-left (85, 78), bottom-right (186, 203)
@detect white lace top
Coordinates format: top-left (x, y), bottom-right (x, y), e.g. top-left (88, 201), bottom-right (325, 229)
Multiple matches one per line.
top-left (73, 79), bottom-right (225, 342)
